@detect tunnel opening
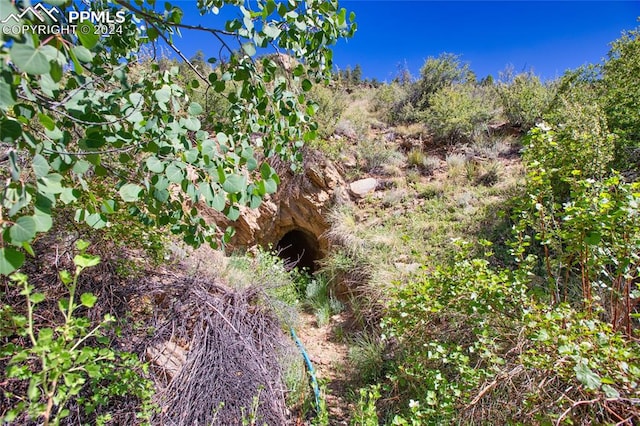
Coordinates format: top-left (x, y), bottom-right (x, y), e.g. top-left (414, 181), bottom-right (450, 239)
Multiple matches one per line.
top-left (275, 229), bottom-right (320, 273)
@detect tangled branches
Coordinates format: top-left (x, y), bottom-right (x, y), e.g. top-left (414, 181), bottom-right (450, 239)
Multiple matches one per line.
top-left (151, 279), bottom-right (297, 426)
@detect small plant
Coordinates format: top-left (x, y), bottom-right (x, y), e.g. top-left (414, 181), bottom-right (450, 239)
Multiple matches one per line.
top-left (357, 138), bottom-right (404, 173)
top-left (1, 240), bottom-right (156, 425)
top-left (350, 384), bottom-right (381, 426)
top-left (445, 153), bottom-right (467, 180)
top-left (303, 274), bottom-right (344, 327)
top-left (407, 149), bottom-right (425, 168)
top-left (311, 383), bottom-right (330, 426)
top-left (348, 333), bottom-right (385, 385)
top-left (474, 160), bottom-right (501, 186)
top-left (407, 148), bottom-right (440, 175)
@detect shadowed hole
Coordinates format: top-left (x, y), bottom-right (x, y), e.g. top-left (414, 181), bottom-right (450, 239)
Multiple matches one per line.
top-left (275, 229), bottom-right (320, 272)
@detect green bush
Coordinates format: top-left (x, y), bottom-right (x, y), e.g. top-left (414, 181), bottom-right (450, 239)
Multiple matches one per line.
top-left (603, 28), bottom-right (640, 166)
top-left (515, 165), bottom-right (640, 333)
top-left (520, 304), bottom-right (640, 423)
top-left (1, 241), bottom-right (155, 425)
top-left (497, 71), bottom-right (555, 130)
top-left (308, 84), bottom-right (348, 139)
top-left (382, 242), bottom-right (529, 424)
top-left (414, 53), bottom-right (472, 111)
top-left (349, 385), bottom-right (381, 426)
top-left (423, 84), bottom-right (497, 144)
top-left (371, 82), bottom-right (409, 124)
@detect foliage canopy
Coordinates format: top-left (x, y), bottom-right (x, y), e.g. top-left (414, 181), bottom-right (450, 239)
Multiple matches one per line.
top-left (0, 0), bottom-right (355, 275)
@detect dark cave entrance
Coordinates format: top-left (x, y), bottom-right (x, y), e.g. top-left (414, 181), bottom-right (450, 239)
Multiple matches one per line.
top-left (275, 229), bottom-right (320, 272)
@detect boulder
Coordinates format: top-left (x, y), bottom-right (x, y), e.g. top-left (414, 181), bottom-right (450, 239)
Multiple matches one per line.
top-left (349, 178), bottom-right (378, 198)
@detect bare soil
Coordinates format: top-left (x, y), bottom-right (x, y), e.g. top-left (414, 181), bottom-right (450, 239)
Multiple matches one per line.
top-left (296, 312), bottom-right (353, 425)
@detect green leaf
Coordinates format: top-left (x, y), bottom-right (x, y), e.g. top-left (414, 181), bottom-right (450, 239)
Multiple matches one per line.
top-left (10, 44), bottom-right (50, 75)
top-left (585, 231), bottom-right (601, 246)
top-left (226, 205), bottom-right (241, 221)
top-left (32, 154), bottom-right (50, 178)
top-left (60, 188), bottom-right (79, 204)
top-left (30, 293), bottom-right (45, 304)
top-left (33, 213), bottom-right (53, 233)
top-left (260, 162), bottom-right (274, 179)
top-left (146, 156), bottom-right (165, 173)
top-left (184, 148), bottom-right (199, 164)
top-left (264, 178), bottom-right (278, 194)
top-left (574, 362), bottom-right (601, 390)
top-left (0, 118), bottom-right (22, 142)
top-left (38, 113), bottom-right (56, 131)
top-left (80, 292), bottom-right (98, 308)
top-left (0, 248), bottom-right (25, 275)
top-left (182, 116), bottom-right (201, 131)
top-left (74, 254), bottom-right (101, 269)
top-left (77, 21), bottom-right (99, 49)
top-left (602, 384), bottom-right (620, 398)
top-left (101, 199), bottom-right (116, 214)
top-left (263, 24), bottom-right (281, 39)
top-left (155, 85), bottom-right (171, 103)
top-left (0, 78), bottom-right (16, 109)
top-left (242, 42), bottom-right (256, 56)
top-left (301, 79), bottom-right (312, 92)
top-left (188, 102), bottom-right (203, 115)
top-left (210, 192), bottom-right (226, 211)
top-left (85, 213), bottom-right (107, 229)
top-left (27, 379), bottom-right (40, 401)
top-left (222, 174), bottom-right (246, 194)
top-left (21, 241), bottom-right (34, 257)
top-left (75, 239), bottom-right (90, 251)
top-left (49, 61), bottom-right (63, 83)
top-left (59, 270), bottom-right (72, 285)
top-left (86, 364), bottom-right (101, 378)
top-left (9, 216), bottom-right (37, 244)
top-left (72, 160), bottom-right (91, 175)
top-left (8, 151), bottom-right (19, 181)
top-left (72, 46), bottom-right (94, 63)
top-left (165, 163), bottom-right (185, 183)
top-left (119, 184), bottom-right (143, 202)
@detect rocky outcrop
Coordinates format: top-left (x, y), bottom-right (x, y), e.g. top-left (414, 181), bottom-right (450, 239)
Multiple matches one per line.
top-left (201, 149), bottom-right (348, 260)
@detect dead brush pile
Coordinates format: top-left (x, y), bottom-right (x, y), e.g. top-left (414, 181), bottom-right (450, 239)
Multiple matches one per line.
top-left (148, 277), bottom-right (299, 426)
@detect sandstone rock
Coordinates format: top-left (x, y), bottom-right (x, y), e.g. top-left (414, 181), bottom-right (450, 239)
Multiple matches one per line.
top-left (199, 149), bottom-right (347, 260)
top-left (349, 178), bottom-right (378, 198)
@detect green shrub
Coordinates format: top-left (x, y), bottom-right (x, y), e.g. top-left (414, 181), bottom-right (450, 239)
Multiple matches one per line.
top-left (356, 138), bottom-right (404, 173)
top-left (1, 241), bottom-right (156, 425)
top-left (497, 71), bottom-right (555, 130)
top-left (424, 84), bottom-right (497, 144)
top-left (514, 167), bottom-right (640, 333)
top-left (381, 242), bottom-right (529, 423)
top-left (371, 82), bottom-right (409, 124)
top-left (303, 274), bottom-right (344, 327)
top-left (348, 333), bottom-right (386, 385)
top-left (414, 53), bottom-right (472, 111)
top-left (309, 84), bottom-right (348, 138)
top-left (520, 304), bottom-right (640, 423)
top-left (603, 28), bottom-right (640, 164)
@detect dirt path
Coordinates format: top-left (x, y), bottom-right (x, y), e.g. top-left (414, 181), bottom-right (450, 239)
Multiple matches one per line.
top-left (296, 312), bottom-right (353, 425)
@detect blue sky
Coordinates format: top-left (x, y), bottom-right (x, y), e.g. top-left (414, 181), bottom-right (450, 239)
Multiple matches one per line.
top-left (333, 1), bottom-right (640, 81)
top-left (168, 1), bottom-right (640, 82)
